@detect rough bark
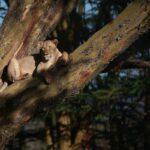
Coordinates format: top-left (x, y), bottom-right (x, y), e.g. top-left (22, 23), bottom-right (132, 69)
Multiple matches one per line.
top-left (0, 0), bottom-right (149, 149)
top-left (0, 0), bottom-right (77, 149)
top-left (58, 114), bottom-right (71, 150)
top-left (0, 0), bottom-right (76, 75)
top-left (71, 129), bottom-right (91, 150)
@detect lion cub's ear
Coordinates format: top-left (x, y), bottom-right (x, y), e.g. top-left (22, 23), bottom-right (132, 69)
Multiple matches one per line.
top-left (52, 39), bottom-right (59, 46)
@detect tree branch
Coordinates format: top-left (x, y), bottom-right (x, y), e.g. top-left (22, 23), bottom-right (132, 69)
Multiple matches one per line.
top-left (122, 59), bottom-right (150, 69)
top-left (0, 0), bottom-right (150, 148)
top-left (104, 59), bottom-right (150, 72)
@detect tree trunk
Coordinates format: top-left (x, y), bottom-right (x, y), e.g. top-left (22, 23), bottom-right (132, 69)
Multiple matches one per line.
top-left (0, 0), bottom-right (149, 149)
top-left (58, 114), bottom-right (71, 150)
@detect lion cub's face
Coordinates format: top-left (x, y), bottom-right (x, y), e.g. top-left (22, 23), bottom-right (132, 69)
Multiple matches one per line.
top-left (38, 39), bottom-right (60, 61)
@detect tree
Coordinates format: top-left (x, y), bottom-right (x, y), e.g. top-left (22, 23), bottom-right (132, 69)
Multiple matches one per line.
top-left (0, 0), bottom-right (149, 149)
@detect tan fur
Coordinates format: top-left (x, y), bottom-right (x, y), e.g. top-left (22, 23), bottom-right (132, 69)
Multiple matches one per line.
top-left (37, 40), bottom-right (69, 83)
top-left (0, 79), bottom-right (7, 93)
top-left (0, 39), bottom-right (69, 92)
top-left (61, 51), bottom-right (70, 64)
top-left (37, 40), bottom-right (62, 73)
top-left (7, 56), bottom-right (36, 82)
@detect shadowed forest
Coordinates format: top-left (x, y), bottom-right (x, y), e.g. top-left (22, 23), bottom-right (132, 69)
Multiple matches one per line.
top-left (0, 0), bottom-right (149, 150)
